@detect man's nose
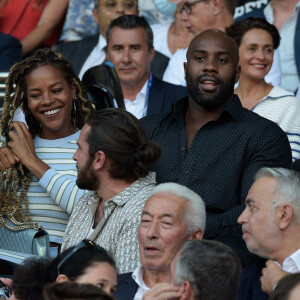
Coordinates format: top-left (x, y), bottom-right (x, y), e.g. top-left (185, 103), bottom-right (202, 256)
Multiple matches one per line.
top-left (146, 220), bottom-right (159, 239)
top-left (73, 150), bottom-right (78, 161)
top-left (180, 9), bottom-right (188, 22)
top-left (237, 208), bottom-right (248, 224)
top-left (203, 58), bottom-right (217, 73)
top-left (115, 2), bottom-right (125, 15)
top-left (122, 49), bottom-right (131, 63)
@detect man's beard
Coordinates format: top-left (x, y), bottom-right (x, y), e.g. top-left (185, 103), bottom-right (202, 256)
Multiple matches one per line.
top-left (76, 156), bottom-right (100, 191)
top-left (186, 70), bottom-right (236, 110)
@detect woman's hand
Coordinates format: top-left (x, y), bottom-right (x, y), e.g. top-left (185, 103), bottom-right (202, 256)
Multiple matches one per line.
top-left (7, 122), bottom-right (36, 165)
top-left (0, 147), bottom-right (20, 171)
top-left (6, 122), bottom-right (50, 180)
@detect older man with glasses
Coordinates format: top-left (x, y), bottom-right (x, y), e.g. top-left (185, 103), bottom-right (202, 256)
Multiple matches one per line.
top-left (163, 0), bottom-right (236, 86)
top-left (57, 0), bottom-right (139, 79)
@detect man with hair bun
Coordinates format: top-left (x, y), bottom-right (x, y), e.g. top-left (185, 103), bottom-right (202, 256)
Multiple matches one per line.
top-left (62, 108), bottom-right (161, 273)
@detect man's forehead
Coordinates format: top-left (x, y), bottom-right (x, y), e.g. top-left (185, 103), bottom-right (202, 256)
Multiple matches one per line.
top-left (109, 27), bottom-right (146, 43)
top-left (187, 29), bottom-right (238, 58)
top-left (246, 177), bottom-right (277, 204)
top-left (143, 193), bottom-right (187, 216)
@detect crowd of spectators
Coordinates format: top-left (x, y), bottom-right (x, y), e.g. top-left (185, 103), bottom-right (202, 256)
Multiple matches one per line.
top-left (0, 0), bottom-right (300, 300)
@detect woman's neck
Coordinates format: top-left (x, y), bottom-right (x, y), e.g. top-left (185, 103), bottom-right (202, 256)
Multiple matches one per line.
top-left (235, 75), bottom-right (273, 110)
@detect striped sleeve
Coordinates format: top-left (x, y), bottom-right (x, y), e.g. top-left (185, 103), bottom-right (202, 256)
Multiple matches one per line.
top-left (39, 168), bottom-right (83, 214)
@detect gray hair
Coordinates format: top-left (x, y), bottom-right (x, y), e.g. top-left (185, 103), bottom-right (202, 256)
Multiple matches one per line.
top-left (150, 183), bottom-right (206, 234)
top-left (255, 167), bottom-right (300, 218)
top-left (174, 240), bottom-right (241, 300)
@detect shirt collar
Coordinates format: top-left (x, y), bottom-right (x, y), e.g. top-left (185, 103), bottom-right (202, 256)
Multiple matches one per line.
top-left (105, 172), bottom-right (156, 207)
top-left (172, 95), bottom-right (242, 122)
top-left (132, 265), bottom-right (148, 289)
top-left (281, 248), bottom-right (300, 273)
top-left (96, 34), bottom-right (107, 52)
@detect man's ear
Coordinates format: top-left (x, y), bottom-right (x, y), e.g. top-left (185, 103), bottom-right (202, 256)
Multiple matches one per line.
top-left (210, 0), bottom-right (224, 16)
top-left (92, 8), bottom-right (100, 24)
top-left (56, 274), bottom-right (69, 283)
top-left (184, 62), bottom-right (187, 81)
top-left (235, 65), bottom-right (241, 84)
top-left (179, 281), bottom-right (195, 300)
top-left (94, 150), bottom-right (106, 171)
top-left (149, 47), bottom-right (155, 63)
top-left (277, 204), bottom-right (293, 230)
top-left (188, 229), bottom-right (203, 241)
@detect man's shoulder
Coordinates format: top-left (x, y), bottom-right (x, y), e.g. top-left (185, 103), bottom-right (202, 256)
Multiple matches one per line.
top-left (117, 272), bottom-right (134, 284)
top-left (115, 272), bottom-right (138, 300)
top-left (76, 191), bottom-right (99, 206)
top-left (56, 35), bottom-right (99, 57)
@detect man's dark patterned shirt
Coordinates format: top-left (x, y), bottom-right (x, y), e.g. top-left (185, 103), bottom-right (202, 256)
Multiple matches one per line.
top-left (141, 96), bottom-right (292, 238)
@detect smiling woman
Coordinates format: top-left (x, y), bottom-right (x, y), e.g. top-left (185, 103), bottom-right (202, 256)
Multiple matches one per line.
top-left (0, 49), bottom-right (93, 249)
top-left (226, 18), bottom-right (300, 161)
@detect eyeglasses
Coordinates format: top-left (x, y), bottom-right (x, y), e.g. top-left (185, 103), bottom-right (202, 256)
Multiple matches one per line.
top-left (180, 0), bottom-right (207, 15)
top-left (57, 240), bottom-right (103, 276)
top-left (97, 0), bottom-right (137, 12)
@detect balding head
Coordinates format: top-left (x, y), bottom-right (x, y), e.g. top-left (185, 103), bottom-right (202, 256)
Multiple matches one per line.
top-left (187, 29), bottom-right (239, 67)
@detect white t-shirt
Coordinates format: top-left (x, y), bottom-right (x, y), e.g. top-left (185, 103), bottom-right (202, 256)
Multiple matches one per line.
top-left (151, 23), bottom-right (172, 58)
top-left (264, 2), bottom-right (300, 92)
top-left (79, 34), bottom-right (107, 79)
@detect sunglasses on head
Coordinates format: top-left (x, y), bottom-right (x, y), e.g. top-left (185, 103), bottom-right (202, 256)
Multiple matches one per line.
top-left (57, 239), bottom-right (105, 276)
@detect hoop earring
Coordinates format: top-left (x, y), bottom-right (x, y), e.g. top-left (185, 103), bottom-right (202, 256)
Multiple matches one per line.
top-left (73, 96), bottom-right (77, 129)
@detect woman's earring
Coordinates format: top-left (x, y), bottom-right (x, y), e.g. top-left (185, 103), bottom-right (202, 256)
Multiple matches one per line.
top-left (73, 96), bottom-right (77, 129)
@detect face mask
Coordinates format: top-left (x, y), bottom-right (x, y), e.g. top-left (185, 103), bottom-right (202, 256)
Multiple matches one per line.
top-left (154, 0), bottom-right (178, 16)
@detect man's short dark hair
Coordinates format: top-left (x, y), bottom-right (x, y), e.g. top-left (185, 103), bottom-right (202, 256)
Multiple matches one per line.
top-left (106, 15), bottom-right (153, 50)
top-left (224, 0), bottom-right (237, 16)
top-left (85, 108), bottom-right (161, 181)
top-left (174, 240), bottom-right (241, 300)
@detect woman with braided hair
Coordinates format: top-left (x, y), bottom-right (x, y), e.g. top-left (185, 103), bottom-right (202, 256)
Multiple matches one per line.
top-left (0, 48), bottom-right (93, 251)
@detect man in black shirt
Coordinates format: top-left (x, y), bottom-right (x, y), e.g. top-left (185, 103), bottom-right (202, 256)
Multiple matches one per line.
top-left (141, 29), bottom-right (292, 265)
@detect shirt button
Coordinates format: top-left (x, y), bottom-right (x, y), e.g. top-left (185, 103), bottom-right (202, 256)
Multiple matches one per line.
top-left (181, 146), bottom-right (185, 151)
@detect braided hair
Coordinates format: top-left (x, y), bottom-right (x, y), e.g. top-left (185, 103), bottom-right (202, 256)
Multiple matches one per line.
top-left (0, 48), bottom-right (93, 222)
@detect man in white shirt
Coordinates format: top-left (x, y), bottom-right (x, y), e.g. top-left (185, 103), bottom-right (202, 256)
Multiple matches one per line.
top-left (57, 0), bottom-right (139, 78)
top-left (106, 15), bottom-right (187, 119)
top-left (238, 167), bottom-right (300, 295)
top-left (115, 182), bottom-right (206, 300)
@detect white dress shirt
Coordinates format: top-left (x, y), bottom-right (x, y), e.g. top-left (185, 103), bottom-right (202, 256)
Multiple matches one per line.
top-left (124, 80), bottom-right (148, 119)
top-left (132, 265), bottom-right (149, 300)
top-left (79, 34), bottom-right (107, 79)
top-left (264, 2), bottom-right (300, 92)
